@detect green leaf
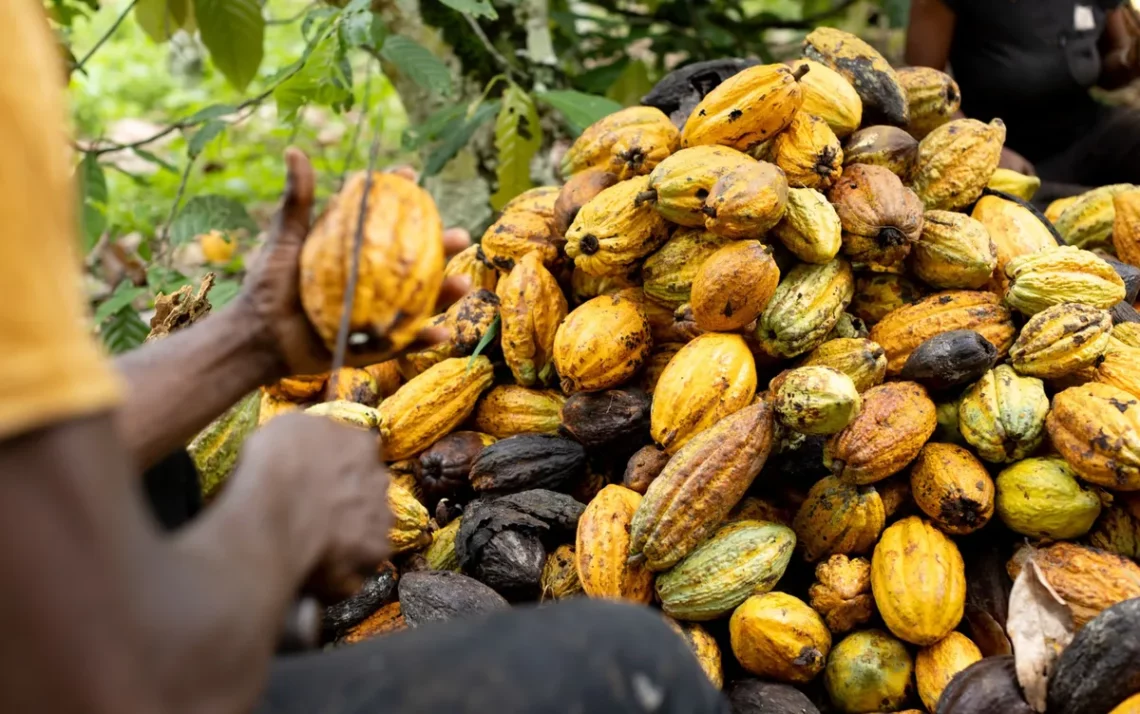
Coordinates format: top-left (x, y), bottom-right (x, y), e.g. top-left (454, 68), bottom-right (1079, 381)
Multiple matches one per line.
top-left (188, 120), bottom-right (226, 158)
top-left (131, 147), bottom-right (178, 174)
top-left (185, 103), bottom-right (237, 123)
top-left (421, 99), bottom-right (499, 178)
top-left (402, 103), bottom-right (467, 150)
top-left (606, 59), bottom-right (654, 108)
top-left (380, 35), bottom-right (452, 96)
top-left (439, 0), bottom-right (497, 20)
top-left (468, 314), bottom-right (500, 369)
top-left (147, 265), bottom-right (191, 295)
top-left (169, 195), bottom-right (258, 245)
top-left (78, 153), bottom-right (108, 253)
top-left (274, 33), bottom-right (353, 121)
top-left (100, 307), bottom-right (150, 355)
top-left (490, 84), bottom-right (542, 211)
top-left (209, 279), bottom-right (242, 309)
top-left (536, 90), bottom-right (621, 135)
top-left (340, 0), bottom-right (386, 49)
top-left (195, 0), bottom-right (265, 90)
top-left (94, 280), bottom-right (148, 324)
top-left (573, 58), bottom-right (630, 95)
top-left (134, 0), bottom-right (191, 42)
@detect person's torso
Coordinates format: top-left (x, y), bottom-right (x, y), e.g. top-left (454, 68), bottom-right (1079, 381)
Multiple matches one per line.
top-left (948, 0), bottom-right (1115, 160)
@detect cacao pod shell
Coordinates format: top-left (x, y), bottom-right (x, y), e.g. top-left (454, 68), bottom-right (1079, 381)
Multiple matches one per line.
top-left (681, 63), bottom-right (804, 151)
top-left (559, 388), bottom-right (650, 452)
top-left (958, 364), bottom-right (1049, 463)
top-left (935, 656), bottom-right (1034, 714)
top-left (824, 629), bottom-right (914, 713)
top-left (912, 118), bottom-right (1006, 211)
top-left (915, 632), bottom-right (983, 713)
top-left (575, 485), bottom-right (655, 604)
top-left (1008, 542), bottom-right (1140, 628)
top-left (757, 258), bottom-right (855, 359)
top-left (897, 66), bottom-right (961, 139)
top-left (691, 240), bottom-right (780, 332)
top-left (826, 381), bottom-right (937, 485)
top-left (898, 329), bottom-right (998, 392)
top-left (561, 106), bottom-right (680, 180)
top-left (808, 554), bottom-right (875, 634)
top-left (553, 293), bottom-right (653, 393)
top-left (729, 591), bottom-right (831, 683)
top-left (843, 125), bottom-right (918, 180)
top-left (397, 570), bottom-right (508, 627)
top-left (793, 475), bottom-right (886, 562)
top-left (1047, 382), bottom-right (1140, 490)
top-left (995, 457), bottom-right (1101, 540)
top-left (472, 385), bottom-right (565, 439)
top-left (469, 434), bottom-right (586, 495)
top-left (909, 442), bottom-right (994, 535)
top-left (1047, 597), bottom-right (1140, 714)
top-left (498, 251), bottom-right (567, 387)
top-left (1010, 302), bottom-right (1113, 378)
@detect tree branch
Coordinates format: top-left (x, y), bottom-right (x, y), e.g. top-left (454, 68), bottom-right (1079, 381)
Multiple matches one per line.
top-left (72, 0), bottom-right (141, 74)
top-left (462, 14), bottom-right (523, 80)
top-left (159, 155), bottom-right (197, 268)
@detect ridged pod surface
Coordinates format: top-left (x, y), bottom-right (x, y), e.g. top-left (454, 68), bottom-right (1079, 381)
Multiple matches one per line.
top-left (757, 258), bottom-right (855, 358)
top-left (730, 592), bottom-right (832, 683)
top-left (265, 373), bottom-right (326, 401)
top-left (771, 366), bottom-right (861, 435)
top-left (913, 210), bottom-right (997, 289)
top-left (568, 266), bottom-right (637, 305)
top-left (971, 195), bottom-right (1060, 292)
top-left (1047, 382), bottom-right (1140, 490)
top-left (639, 342), bottom-right (684, 395)
top-left (575, 485), bottom-right (654, 604)
top-left (958, 365), bottom-right (1049, 463)
top-left (772, 187), bottom-right (843, 264)
top-left (909, 442), bottom-right (995, 535)
top-left (912, 118), bottom-right (1006, 211)
top-left (799, 337), bottom-right (888, 392)
top-left (1007, 542), bottom-right (1140, 627)
top-left (1005, 246), bottom-right (1125, 315)
top-left (258, 389), bottom-right (302, 426)
top-left (632, 400), bottom-right (775, 570)
top-left (540, 544), bottom-right (583, 601)
top-left (305, 400), bottom-right (381, 430)
top-left (915, 632), bottom-right (983, 713)
top-left (842, 125), bottom-right (919, 181)
top-left (640, 228), bottom-right (731, 309)
top-left (1047, 195), bottom-right (1081, 224)
top-left (564, 175), bottom-right (671, 277)
top-left (802, 27), bottom-right (909, 126)
top-left (808, 554), bottom-right (874, 634)
top-left (825, 630), bottom-right (914, 714)
top-left (329, 367), bottom-right (380, 406)
top-left (850, 273), bottom-right (926, 325)
top-left (444, 245), bottom-right (498, 294)
top-left (826, 381), bottom-right (936, 484)
top-left (648, 145), bottom-right (755, 227)
top-left (987, 168), bottom-right (1041, 201)
top-left (560, 106), bottom-right (680, 179)
top-left (190, 391), bottom-right (260, 497)
top-left (553, 169), bottom-right (621, 238)
top-left (388, 480), bottom-right (433, 555)
top-left (771, 112), bottom-right (843, 190)
top-left (425, 518), bottom-right (461, 571)
top-left (1095, 343), bottom-right (1140, 398)
top-left (650, 332), bottom-right (757, 453)
top-left (480, 200), bottom-right (560, 273)
top-left (871, 516), bottom-right (966, 645)
top-left (472, 385), bottom-right (565, 439)
top-left (995, 457), bottom-right (1102, 539)
top-left (681, 63), bottom-right (804, 151)
top-left (377, 356), bottom-right (495, 460)
top-left (702, 160), bottom-right (789, 238)
top-left (300, 172), bottom-right (445, 354)
top-left (869, 290), bottom-right (1016, 375)
top-left (691, 240), bottom-right (780, 331)
top-left (1009, 303), bottom-right (1112, 378)
top-left (553, 293), bottom-right (652, 393)
top-left (790, 59), bottom-right (862, 137)
top-left (829, 164), bottom-right (924, 274)
top-left (793, 476), bottom-right (886, 562)
top-left (663, 618), bottom-right (724, 689)
top-left (1113, 189), bottom-right (1140, 267)
top-left (498, 251), bottom-right (567, 386)
top-left (1088, 496), bottom-right (1140, 559)
top-left (896, 66), bottom-right (961, 139)
top-left (1054, 183), bottom-right (1136, 248)
top-left (1114, 322), bottom-right (1140, 348)
top-left (656, 519), bottom-right (796, 621)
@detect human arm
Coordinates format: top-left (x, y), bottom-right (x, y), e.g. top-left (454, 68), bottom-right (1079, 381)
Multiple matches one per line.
top-left (1099, 6), bottom-right (1140, 89)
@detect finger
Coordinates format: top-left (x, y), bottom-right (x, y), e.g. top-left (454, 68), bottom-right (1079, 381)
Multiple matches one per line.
top-left (435, 275), bottom-right (472, 311)
top-left (387, 165), bottom-right (418, 183)
top-left (443, 227), bottom-right (471, 257)
top-left (271, 147), bottom-right (316, 247)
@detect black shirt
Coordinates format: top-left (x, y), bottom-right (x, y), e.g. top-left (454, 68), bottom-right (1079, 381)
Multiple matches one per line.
top-left (944, 0), bottom-right (1123, 161)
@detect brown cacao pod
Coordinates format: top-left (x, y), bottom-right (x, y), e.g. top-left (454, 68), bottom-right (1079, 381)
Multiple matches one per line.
top-left (936, 656), bottom-right (1033, 714)
top-left (398, 570), bottom-right (509, 627)
top-left (469, 434), bottom-right (586, 495)
top-left (418, 431), bottom-right (495, 508)
top-left (828, 163), bottom-right (924, 274)
top-left (808, 554), bottom-right (875, 634)
top-left (622, 445), bottom-right (670, 495)
top-left (559, 388), bottom-right (650, 452)
top-left (728, 680), bottom-right (821, 714)
top-left (826, 381), bottom-right (937, 485)
top-left (552, 168), bottom-right (620, 238)
top-left (1048, 598), bottom-right (1140, 714)
top-left (842, 125), bottom-right (918, 181)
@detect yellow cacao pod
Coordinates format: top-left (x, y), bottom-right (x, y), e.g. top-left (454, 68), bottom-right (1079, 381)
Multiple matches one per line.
top-left (850, 273), bottom-right (926, 326)
top-left (299, 171), bottom-right (444, 354)
top-left (691, 240), bottom-right (780, 332)
top-left (1009, 303), bottom-right (1112, 378)
top-left (632, 400), bottom-right (776, 570)
top-left (802, 27), bottom-right (909, 125)
top-left (362, 360), bottom-right (402, 400)
top-left (640, 228), bottom-right (731, 309)
top-left (1054, 183), bottom-right (1137, 249)
top-left (304, 400), bottom-right (381, 430)
top-left (771, 112), bottom-right (843, 190)
top-left (257, 388), bottom-right (302, 427)
top-left (971, 194), bottom-right (1059, 293)
top-left (757, 258), bottom-right (855, 359)
top-left (647, 145), bottom-right (755, 227)
top-left (1095, 342), bottom-right (1140, 399)
top-left (663, 617), bottom-right (723, 689)
top-left (479, 203), bottom-right (561, 275)
top-left (639, 342), bottom-right (684, 395)
top-left (987, 168), bottom-right (1041, 201)
top-left (771, 366), bottom-right (861, 436)
top-left (1112, 693), bottom-right (1140, 714)
top-left (564, 175), bottom-right (671, 277)
top-left (702, 160), bottom-right (789, 239)
top-left (826, 381), bottom-right (937, 485)
top-left (915, 632), bottom-right (982, 713)
top-left (377, 356), bottom-right (494, 460)
top-left (909, 442), bottom-right (995, 535)
top-left (1113, 188), bottom-right (1140, 267)
top-left (726, 496), bottom-right (793, 527)
top-left (498, 251), bottom-right (567, 386)
top-left (799, 337), bottom-right (888, 392)
top-left (1046, 195), bottom-right (1081, 224)
top-left (650, 332), bottom-right (758, 453)
top-left (1047, 382), bottom-right (1140, 490)
top-left (472, 384), bottom-right (565, 439)
top-left (793, 476), bottom-right (886, 562)
top-left (825, 629), bottom-right (914, 714)
top-left (1113, 321), bottom-right (1140, 349)
top-left (553, 293), bottom-right (652, 393)
top-left (1008, 542), bottom-right (1140, 628)
top-left (568, 265), bottom-right (637, 305)
top-left (681, 63), bottom-right (805, 151)
top-left (400, 288), bottom-right (501, 379)
top-left (789, 58), bottom-right (862, 138)
top-left (424, 518), bottom-right (461, 571)
top-left (1005, 246), bottom-right (1125, 315)
top-left (896, 66), bottom-right (961, 139)
top-left (958, 364), bottom-right (1049, 463)
top-left (387, 479), bottom-right (432, 554)
top-left (729, 592), bottom-right (831, 683)
top-left (575, 485), bottom-right (654, 604)
top-left (443, 244), bottom-right (499, 294)
top-left (808, 554), bottom-right (874, 634)
top-left (829, 164), bottom-right (925, 274)
top-left (869, 290), bottom-right (1016, 375)
top-left (771, 186), bottom-right (842, 264)
top-left (913, 210), bottom-right (997, 289)
top-left (540, 543), bottom-right (583, 601)
top-left (264, 373), bottom-right (327, 401)
top-left (995, 457), bottom-right (1102, 540)
top-left (912, 118), bottom-right (1006, 211)
top-left (1088, 495), bottom-right (1140, 560)
top-left (554, 169), bottom-right (621, 240)
top-left (501, 185), bottom-right (559, 216)
top-left (561, 106), bottom-right (680, 180)
top-left (871, 516), bottom-right (966, 645)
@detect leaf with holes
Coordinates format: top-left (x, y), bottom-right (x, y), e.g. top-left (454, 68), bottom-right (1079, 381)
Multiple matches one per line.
top-left (188, 120), bottom-right (226, 158)
top-left (79, 153), bottom-right (108, 253)
top-left (135, 0), bottom-right (191, 42)
top-left (94, 281), bottom-right (148, 324)
top-left (439, 0), bottom-right (497, 19)
top-left (170, 195), bottom-right (258, 245)
top-left (380, 35), bottom-right (452, 96)
top-left (274, 33), bottom-right (353, 121)
top-left (536, 90), bottom-right (621, 135)
top-left (1007, 555), bottom-right (1075, 712)
top-left (195, 0), bottom-right (265, 90)
top-left (101, 307), bottom-right (151, 355)
top-left (422, 100), bottom-right (499, 178)
top-left (490, 84), bottom-right (541, 210)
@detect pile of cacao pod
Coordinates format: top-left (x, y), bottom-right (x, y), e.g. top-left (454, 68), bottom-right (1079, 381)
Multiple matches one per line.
top-left (190, 26), bottom-right (1140, 714)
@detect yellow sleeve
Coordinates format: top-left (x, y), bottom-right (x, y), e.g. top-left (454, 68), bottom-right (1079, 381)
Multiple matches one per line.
top-left (0, 1), bottom-right (122, 440)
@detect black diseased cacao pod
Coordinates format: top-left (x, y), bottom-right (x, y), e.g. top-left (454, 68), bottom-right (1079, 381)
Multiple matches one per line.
top-left (623, 444), bottom-right (671, 494)
top-left (641, 58), bottom-right (761, 128)
top-left (963, 540), bottom-right (1013, 658)
top-left (726, 679), bottom-right (822, 714)
top-left (321, 561), bottom-right (398, 641)
top-left (559, 388), bottom-right (651, 452)
top-left (762, 432), bottom-right (830, 489)
top-left (397, 570), bottom-right (508, 627)
top-left (1100, 253), bottom-right (1140, 304)
top-left (936, 656), bottom-right (1033, 714)
top-left (1047, 597), bottom-right (1140, 714)
top-left (470, 529), bottom-right (546, 601)
top-left (898, 329), bottom-right (998, 392)
top-left (1111, 301), bottom-right (1140, 325)
top-left (469, 434), bottom-right (587, 494)
top-left (418, 431), bottom-right (486, 508)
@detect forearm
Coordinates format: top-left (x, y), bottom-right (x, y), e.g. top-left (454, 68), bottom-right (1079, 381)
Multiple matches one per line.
top-left (114, 296), bottom-right (285, 471)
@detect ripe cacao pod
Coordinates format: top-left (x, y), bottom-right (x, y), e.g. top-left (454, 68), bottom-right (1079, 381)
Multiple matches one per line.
top-left (663, 618), bottom-right (723, 689)
top-left (691, 240), bottom-right (780, 331)
top-left (916, 632), bottom-right (983, 713)
top-left (640, 228), bottom-right (731, 309)
top-left (1047, 382), bottom-right (1140, 490)
top-left (564, 175), bottom-right (671, 277)
top-left (1009, 303), bottom-right (1112, 378)
top-left (328, 367), bottom-right (380, 406)
top-left (257, 389), bottom-right (302, 426)
top-left (808, 554), bottom-right (874, 634)
top-left (190, 390), bottom-right (260, 498)
top-left (1006, 246), bottom-right (1125, 316)
top-left (793, 476), bottom-right (886, 562)
top-left (362, 360), bottom-right (402, 399)
top-left (971, 194), bottom-right (1060, 293)
top-left (1096, 343), bottom-right (1140, 399)
top-left (1053, 183), bottom-right (1136, 249)
top-left (1009, 542), bottom-right (1140, 628)
top-left (702, 160), bottom-right (789, 238)
top-left (826, 381), bottom-right (937, 485)
top-left (898, 329), bottom-right (998, 392)
top-left (824, 629), bottom-right (914, 714)
top-left (553, 293), bottom-right (652, 393)
top-left (1114, 321), bottom-right (1140, 348)
top-left (1113, 188), bottom-right (1140, 267)
top-left (444, 244), bottom-right (499, 295)
top-left (575, 485), bottom-right (654, 604)
top-left (897, 66), bottom-right (961, 139)
top-left (771, 366), bottom-right (861, 435)
top-left (1046, 195), bottom-right (1081, 224)
top-left (480, 203), bottom-right (560, 274)
top-left (730, 592), bottom-right (831, 683)
top-left (568, 266), bottom-right (637, 305)
top-left (560, 106), bottom-right (680, 180)
top-left (772, 186), bottom-right (843, 264)
top-left (539, 543), bottom-right (582, 600)
top-left (909, 442), bottom-right (994, 535)
top-left (958, 364), bottom-right (1049, 463)
top-left (647, 145), bottom-right (755, 227)
top-left (425, 518), bottom-right (461, 572)
top-left (843, 125), bottom-right (918, 180)
top-left (639, 342), bottom-right (684, 395)
top-left (681, 63), bottom-right (805, 151)
top-left (418, 431), bottom-right (495, 508)
top-left (552, 168), bottom-right (620, 238)
top-left (771, 112), bottom-right (843, 190)
top-left (1088, 495), bottom-right (1140, 560)
top-left (995, 457), bottom-right (1101, 540)
top-left (850, 273), bottom-right (926, 326)
top-left (265, 373), bottom-right (327, 401)
top-left (829, 164), bottom-right (925, 274)
top-left (469, 434), bottom-right (586, 495)
top-left (790, 58), bottom-right (862, 138)
top-left (913, 210), bottom-right (997, 289)
top-left (799, 337), bottom-right (888, 392)
top-left (472, 385), bottom-right (565, 439)
top-left (912, 118), bottom-right (1006, 211)
top-left (757, 258), bottom-right (855, 358)
top-left (802, 27), bottom-right (909, 125)
top-left (497, 251), bottom-right (566, 386)
top-left (388, 480), bottom-right (433, 555)
top-left (987, 168), bottom-right (1041, 201)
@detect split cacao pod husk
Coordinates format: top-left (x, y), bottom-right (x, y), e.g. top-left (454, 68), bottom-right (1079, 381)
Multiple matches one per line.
top-left (842, 125), bottom-right (918, 181)
top-left (539, 543), bottom-right (583, 601)
top-left (912, 118), bottom-right (1006, 211)
top-left (995, 457), bottom-right (1101, 540)
top-left (772, 186), bottom-right (843, 264)
top-left (647, 145), bottom-right (755, 227)
top-left (559, 388), bottom-right (650, 452)
top-left (1009, 303), bottom-right (1112, 378)
top-left (323, 562), bottom-right (399, 640)
top-left (850, 272), bottom-right (926, 326)
top-left (342, 601), bottom-right (405, 643)
top-left (691, 240), bottom-right (780, 331)
top-left (681, 63), bottom-right (804, 151)
top-left (553, 293), bottom-right (653, 394)
top-left (826, 381), bottom-right (937, 485)
top-left (802, 27), bottom-right (909, 126)
top-left (640, 227), bottom-right (731, 309)
top-left (909, 442), bottom-right (994, 535)
top-left (472, 385), bottom-right (565, 439)
top-left (560, 106), bottom-right (680, 180)
top-left (468, 434), bottom-right (586, 495)
top-left (729, 591), bottom-right (831, 683)
top-left (915, 632), bottom-right (983, 714)
top-left (799, 337), bottom-right (888, 392)
top-left (771, 112), bottom-right (843, 190)
top-left (575, 485), bottom-right (654, 604)
top-left (896, 66), bottom-right (961, 139)
top-left (1005, 246), bottom-right (1125, 316)
top-left (824, 629), bottom-right (914, 714)
top-left (898, 329), bottom-right (998, 392)
top-left (913, 210), bottom-right (997, 290)
top-left (564, 175), bottom-right (671, 277)
top-left (958, 364), bottom-right (1049, 463)
top-left (1047, 597), bottom-right (1140, 714)
top-left (935, 656), bottom-right (1034, 714)
top-left (808, 554), bottom-right (874, 634)
top-left (790, 58), bottom-right (862, 138)
top-left (1008, 542), bottom-right (1140, 628)
top-left (662, 618), bottom-right (723, 689)
top-left (756, 257), bottom-right (855, 359)
top-left (829, 164), bottom-right (925, 274)
top-left (793, 475), bottom-right (886, 562)
top-left (418, 431), bottom-right (495, 509)
top-left (497, 252), bottom-right (566, 387)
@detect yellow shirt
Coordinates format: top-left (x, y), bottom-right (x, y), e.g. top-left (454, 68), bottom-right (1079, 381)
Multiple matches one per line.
top-left (0, 1), bottom-right (122, 439)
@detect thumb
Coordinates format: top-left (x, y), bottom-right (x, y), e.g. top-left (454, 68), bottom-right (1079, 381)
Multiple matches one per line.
top-left (272, 147), bottom-right (316, 246)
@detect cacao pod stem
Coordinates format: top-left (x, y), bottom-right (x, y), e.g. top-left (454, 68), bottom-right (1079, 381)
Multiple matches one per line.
top-left (580, 234), bottom-right (601, 255)
top-left (634, 188), bottom-right (659, 206)
top-left (792, 64), bottom-right (811, 81)
top-left (702, 205), bottom-right (718, 218)
top-left (878, 226), bottom-right (908, 247)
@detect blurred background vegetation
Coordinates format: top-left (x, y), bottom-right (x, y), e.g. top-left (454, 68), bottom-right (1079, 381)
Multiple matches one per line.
top-left (54, 0), bottom-right (909, 352)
